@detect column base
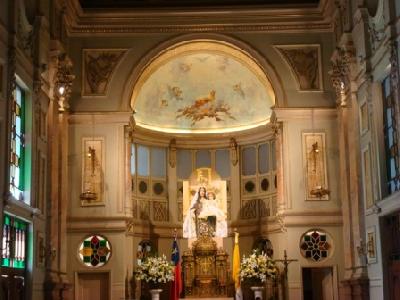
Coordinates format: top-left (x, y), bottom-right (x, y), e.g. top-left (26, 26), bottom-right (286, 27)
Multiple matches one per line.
top-left (341, 277), bottom-right (369, 300)
top-left (44, 274), bottom-right (72, 300)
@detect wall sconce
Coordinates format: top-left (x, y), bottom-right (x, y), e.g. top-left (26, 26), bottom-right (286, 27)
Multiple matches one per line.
top-left (57, 85), bottom-right (65, 97)
top-left (80, 146), bottom-right (98, 201)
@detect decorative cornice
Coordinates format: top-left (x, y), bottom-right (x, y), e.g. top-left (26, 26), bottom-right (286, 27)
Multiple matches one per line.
top-left (67, 23), bottom-right (333, 35)
top-left (65, 0), bottom-right (333, 35)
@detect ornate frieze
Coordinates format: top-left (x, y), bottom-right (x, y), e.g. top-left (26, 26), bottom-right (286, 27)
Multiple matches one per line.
top-left (82, 49), bottom-right (125, 96)
top-left (275, 45), bottom-right (322, 90)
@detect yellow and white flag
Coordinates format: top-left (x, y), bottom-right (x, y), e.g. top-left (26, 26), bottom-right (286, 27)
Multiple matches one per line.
top-left (232, 231), bottom-right (242, 300)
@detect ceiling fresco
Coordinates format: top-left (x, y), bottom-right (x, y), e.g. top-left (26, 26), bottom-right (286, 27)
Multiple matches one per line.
top-left (132, 41), bottom-right (275, 134)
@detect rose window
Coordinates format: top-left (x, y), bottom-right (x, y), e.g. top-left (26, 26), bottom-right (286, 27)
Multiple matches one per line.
top-left (300, 230), bottom-right (331, 262)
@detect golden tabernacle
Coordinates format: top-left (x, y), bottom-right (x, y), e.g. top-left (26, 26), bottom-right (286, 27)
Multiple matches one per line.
top-left (182, 235), bottom-right (229, 298)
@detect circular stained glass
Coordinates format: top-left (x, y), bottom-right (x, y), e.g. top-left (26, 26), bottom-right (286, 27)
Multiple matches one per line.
top-left (78, 235), bottom-right (111, 267)
top-left (153, 182), bottom-right (164, 195)
top-left (139, 181), bottom-right (147, 193)
top-left (245, 181), bottom-right (255, 192)
top-left (300, 230), bottom-right (331, 262)
top-left (261, 178), bottom-right (269, 191)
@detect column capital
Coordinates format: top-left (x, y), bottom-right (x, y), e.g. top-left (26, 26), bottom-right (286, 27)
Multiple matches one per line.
top-left (53, 53), bottom-right (75, 113)
top-left (329, 46), bottom-right (355, 107)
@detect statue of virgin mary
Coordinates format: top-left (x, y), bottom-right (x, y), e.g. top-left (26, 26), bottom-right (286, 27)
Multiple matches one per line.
top-left (183, 186), bottom-right (227, 238)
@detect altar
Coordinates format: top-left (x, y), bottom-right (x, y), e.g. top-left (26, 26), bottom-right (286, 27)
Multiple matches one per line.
top-left (182, 236), bottom-right (230, 298)
top-left (180, 168), bottom-right (231, 298)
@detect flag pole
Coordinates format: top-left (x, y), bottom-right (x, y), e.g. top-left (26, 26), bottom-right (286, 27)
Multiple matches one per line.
top-left (232, 227), bottom-right (242, 300)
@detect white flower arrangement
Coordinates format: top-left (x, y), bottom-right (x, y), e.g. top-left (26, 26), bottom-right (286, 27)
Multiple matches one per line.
top-left (135, 255), bottom-right (175, 284)
top-left (239, 250), bottom-right (277, 283)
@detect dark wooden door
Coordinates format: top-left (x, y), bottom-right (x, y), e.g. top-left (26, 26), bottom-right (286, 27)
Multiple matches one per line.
top-left (390, 261), bottom-right (400, 300)
top-left (1, 269), bottom-right (25, 300)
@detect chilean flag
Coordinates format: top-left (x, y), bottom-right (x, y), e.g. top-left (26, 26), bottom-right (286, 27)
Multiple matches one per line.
top-left (170, 237), bottom-right (182, 300)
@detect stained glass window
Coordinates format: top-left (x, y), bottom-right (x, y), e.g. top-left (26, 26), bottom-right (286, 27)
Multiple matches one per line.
top-left (300, 230), bottom-right (330, 262)
top-left (9, 85), bottom-right (26, 201)
top-left (242, 146), bottom-right (256, 176)
top-left (177, 149), bottom-right (192, 179)
top-left (1, 214), bottom-right (28, 269)
top-left (382, 76), bottom-right (400, 194)
top-left (258, 143), bottom-right (270, 174)
top-left (137, 145), bottom-right (150, 176)
top-left (215, 149), bottom-right (230, 179)
top-left (78, 235), bottom-right (111, 267)
top-left (151, 147), bottom-right (166, 178)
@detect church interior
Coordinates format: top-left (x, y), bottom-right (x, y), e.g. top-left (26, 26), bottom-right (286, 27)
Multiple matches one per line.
top-left (0, 0), bottom-right (399, 299)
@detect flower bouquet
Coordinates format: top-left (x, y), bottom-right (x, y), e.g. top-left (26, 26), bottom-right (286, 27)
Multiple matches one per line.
top-left (239, 250), bottom-right (277, 285)
top-left (135, 255), bottom-right (175, 286)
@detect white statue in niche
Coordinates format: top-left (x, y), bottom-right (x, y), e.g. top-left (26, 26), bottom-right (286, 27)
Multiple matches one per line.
top-left (182, 168), bottom-right (227, 239)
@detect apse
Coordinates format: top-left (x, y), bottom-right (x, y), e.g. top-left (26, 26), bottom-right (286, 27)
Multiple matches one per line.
top-left (131, 40), bottom-right (276, 134)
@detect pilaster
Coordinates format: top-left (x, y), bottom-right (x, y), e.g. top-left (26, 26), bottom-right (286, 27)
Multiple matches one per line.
top-left (330, 39), bottom-right (369, 300)
top-left (168, 138), bottom-right (178, 224)
top-left (44, 47), bottom-right (74, 300)
top-left (229, 138), bottom-right (241, 224)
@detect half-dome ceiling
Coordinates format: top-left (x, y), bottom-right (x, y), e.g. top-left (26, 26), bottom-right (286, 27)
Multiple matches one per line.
top-left (131, 41), bottom-right (275, 134)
